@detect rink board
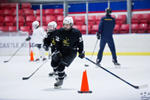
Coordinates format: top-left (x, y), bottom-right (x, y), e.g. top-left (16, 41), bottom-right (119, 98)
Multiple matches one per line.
top-left (0, 33), bottom-right (150, 56)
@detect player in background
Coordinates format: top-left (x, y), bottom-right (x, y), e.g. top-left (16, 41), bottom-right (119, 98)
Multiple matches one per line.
top-left (96, 8), bottom-right (120, 66)
top-left (43, 21), bottom-right (59, 77)
top-left (26, 21), bottom-right (47, 61)
top-left (51, 16), bottom-right (85, 88)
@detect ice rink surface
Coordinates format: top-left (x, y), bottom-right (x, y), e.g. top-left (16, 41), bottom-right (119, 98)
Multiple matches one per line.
top-left (0, 55), bottom-right (150, 100)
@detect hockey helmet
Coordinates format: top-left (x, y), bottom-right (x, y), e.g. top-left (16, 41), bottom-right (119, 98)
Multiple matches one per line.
top-left (63, 16), bottom-right (74, 26)
top-left (32, 21), bottom-right (39, 29)
top-left (48, 21), bottom-right (57, 31)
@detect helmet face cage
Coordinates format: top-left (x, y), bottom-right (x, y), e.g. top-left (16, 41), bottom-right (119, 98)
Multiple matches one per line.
top-left (48, 25), bottom-right (55, 31)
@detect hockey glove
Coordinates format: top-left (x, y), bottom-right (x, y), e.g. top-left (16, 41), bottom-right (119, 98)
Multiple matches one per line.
top-left (96, 32), bottom-right (101, 40)
top-left (26, 36), bottom-right (31, 41)
top-left (43, 45), bottom-right (49, 51)
top-left (79, 51), bottom-right (85, 59)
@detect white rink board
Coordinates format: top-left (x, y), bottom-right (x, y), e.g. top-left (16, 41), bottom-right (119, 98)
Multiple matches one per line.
top-left (0, 34), bottom-right (150, 56)
top-left (83, 34), bottom-right (150, 53)
top-left (0, 36), bottom-right (29, 56)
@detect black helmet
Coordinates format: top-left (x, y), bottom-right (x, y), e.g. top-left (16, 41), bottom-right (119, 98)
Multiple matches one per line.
top-left (105, 8), bottom-right (112, 15)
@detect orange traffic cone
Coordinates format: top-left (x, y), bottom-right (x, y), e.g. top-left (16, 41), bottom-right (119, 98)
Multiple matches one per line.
top-left (30, 50), bottom-right (34, 61)
top-left (78, 70), bottom-right (92, 93)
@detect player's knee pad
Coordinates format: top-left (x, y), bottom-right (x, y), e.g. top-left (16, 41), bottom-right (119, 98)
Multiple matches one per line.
top-left (51, 60), bottom-right (58, 68)
top-left (52, 51), bottom-right (62, 62)
top-left (59, 60), bottom-right (69, 67)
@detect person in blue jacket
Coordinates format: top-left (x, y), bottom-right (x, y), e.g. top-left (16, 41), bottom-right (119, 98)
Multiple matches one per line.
top-left (96, 8), bottom-right (120, 66)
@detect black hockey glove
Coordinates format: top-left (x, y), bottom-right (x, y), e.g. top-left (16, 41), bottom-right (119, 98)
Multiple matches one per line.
top-left (26, 36), bottom-right (31, 41)
top-left (43, 45), bottom-right (49, 51)
top-left (96, 32), bottom-right (101, 40)
top-left (79, 51), bottom-right (85, 59)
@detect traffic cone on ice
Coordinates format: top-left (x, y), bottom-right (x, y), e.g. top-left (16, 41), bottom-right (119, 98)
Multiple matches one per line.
top-left (78, 70), bottom-right (92, 93)
top-left (30, 50), bottom-right (34, 61)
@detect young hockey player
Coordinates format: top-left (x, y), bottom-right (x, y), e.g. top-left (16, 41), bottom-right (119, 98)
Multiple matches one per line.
top-left (51, 16), bottom-right (85, 88)
top-left (43, 21), bottom-right (59, 76)
top-left (96, 8), bottom-right (120, 66)
top-left (26, 21), bottom-right (47, 61)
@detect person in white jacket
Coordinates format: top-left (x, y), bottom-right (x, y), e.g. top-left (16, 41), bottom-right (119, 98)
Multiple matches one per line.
top-left (26, 21), bottom-right (47, 61)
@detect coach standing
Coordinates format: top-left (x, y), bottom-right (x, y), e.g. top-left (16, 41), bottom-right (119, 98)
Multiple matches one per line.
top-left (96, 8), bottom-right (120, 66)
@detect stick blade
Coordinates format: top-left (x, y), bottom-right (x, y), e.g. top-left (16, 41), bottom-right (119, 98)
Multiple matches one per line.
top-left (138, 84), bottom-right (149, 89)
top-left (22, 77), bottom-right (29, 80)
top-left (3, 61), bottom-right (9, 63)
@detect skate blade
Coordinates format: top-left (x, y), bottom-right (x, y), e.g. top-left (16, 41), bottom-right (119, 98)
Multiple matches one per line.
top-left (54, 86), bottom-right (62, 89)
top-left (114, 64), bottom-right (121, 66)
top-left (114, 65), bottom-right (121, 69)
top-left (48, 74), bottom-right (56, 77)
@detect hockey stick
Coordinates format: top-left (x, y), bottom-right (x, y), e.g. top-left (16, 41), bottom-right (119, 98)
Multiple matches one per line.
top-left (22, 60), bottom-right (48, 80)
top-left (91, 39), bottom-right (98, 59)
top-left (22, 52), bottom-right (54, 80)
top-left (4, 40), bottom-right (26, 63)
top-left (85, 38), bottom-right (98, 67)
top-left (85, 57), bottom-right (148, 89)
top-left (48, 48), bottom-right (51, 59)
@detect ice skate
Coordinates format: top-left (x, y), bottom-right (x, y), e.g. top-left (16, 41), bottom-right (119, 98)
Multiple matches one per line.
top-left (54, 79), bottom-right (63, 89)
top-left (113, 60), bottom-right (120, 66)
top-left (96, 59), bottom-right (101, 67)
top-left (96, 63), bottom-right (101, 67)
top-left (42, 58), bottom-right (47, 61)
top-left (34, 58), bottom-right (40, 62)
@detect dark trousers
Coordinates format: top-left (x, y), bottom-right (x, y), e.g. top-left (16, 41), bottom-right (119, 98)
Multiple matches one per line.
top-left (97, 38), bottom-right (117, 63)
top-left (51, 51), bottom-right (77, 79)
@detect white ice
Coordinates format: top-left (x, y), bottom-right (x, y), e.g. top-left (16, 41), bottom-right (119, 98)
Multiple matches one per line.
top-left (0, 55), bottom-right (150, 100)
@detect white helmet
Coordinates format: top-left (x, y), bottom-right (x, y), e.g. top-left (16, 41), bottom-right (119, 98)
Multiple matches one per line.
top-left (63, 16), bottom-right (74, 26)
top-left (32, 21), bottom-right (39, 29)
top-left (48, 21), bottom-right (57, 29)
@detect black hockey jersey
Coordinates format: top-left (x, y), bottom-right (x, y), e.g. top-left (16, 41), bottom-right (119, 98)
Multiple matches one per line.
top-left (43, 30), bottom-right (59, 53)
top-left (57, 28), bottom-right (84, 55)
